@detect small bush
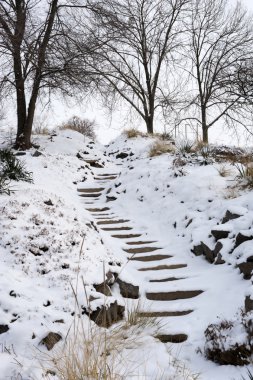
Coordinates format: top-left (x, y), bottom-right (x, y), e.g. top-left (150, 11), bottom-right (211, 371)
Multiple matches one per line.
top-left (0, 150), bottom-right (33, 194)
top-left (149, 140), bottom-right (175, 157)
top-left (217, 164), bottom-right (233, 177)
top-left (59, 116), bottom-right (96, 140)
top-left (33, 126), bottom-right (50, 135)
top-left (124, 128), bottom-right (144, 139)
top-left (235, 162), bottom-right (253, 187)
top-left (177, 139), bottom-right (195, 154)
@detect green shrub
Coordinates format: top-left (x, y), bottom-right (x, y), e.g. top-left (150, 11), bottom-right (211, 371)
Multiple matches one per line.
top-left (0, 150), bottom-right (33, 195)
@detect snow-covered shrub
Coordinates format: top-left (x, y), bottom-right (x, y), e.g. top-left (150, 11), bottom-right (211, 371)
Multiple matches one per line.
top-left (204, 314), bottom-right (252, 366)
top-left (59, 116), bottom-right (96, 140)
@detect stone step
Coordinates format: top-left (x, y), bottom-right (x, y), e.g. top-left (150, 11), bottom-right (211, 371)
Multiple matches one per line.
top-left (155, 334), bottom-right (188, 344)
top-left (77, 188), bottom-right (105, 193)
top-left (96, 173), bottom-right (118, 177)
top-left (139, 264), bottom-right (187, 271)
top-left (123, 247), bottom-right (162, 254)
top-left (97, 219), bottom-right (130, 225)
top-left (126, 241), bottom-right (157, 245)
top-left (79, 193), bottom-right (102, 198)
top-left (94, 176), bottom-right (117, 180)
top-left (138, 310), bottom-right (193, 317)
top-left (101, 226), bottom-right (133, 231)
top-left (86, 207), bottom-right (110, 212)
top-left (149, 277), bottom-right (184, 282)
top-left (111, 234), bottom-right (142, 239)
top-left (92, 213), bottom-right (114, 217)
top-left (129, 254), bottom-right (172, 262)
top-left (146, 290), bottom-right (203, 301)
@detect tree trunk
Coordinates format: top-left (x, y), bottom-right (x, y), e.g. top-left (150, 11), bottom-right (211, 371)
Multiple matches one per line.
top-left (201, 106), bottom-right (208, 143)
top-left (13, 55), bottom-right (27, 149)
top-left (145, 116), bottom-right (154, 134)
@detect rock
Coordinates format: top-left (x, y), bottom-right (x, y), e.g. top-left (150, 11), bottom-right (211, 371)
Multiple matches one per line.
top-left (192, 242), bottom-right (222, 264)
top-left (32, 150), bottom-right (43, 157)
top-left (116, 152), bottom-right (129, 159)
top-left (245, 296), bottom-right (253, 312)
top-left (94, 283), bottom-right (112, 296)
top-left (116, 278), bottom-right (139, 299)
top-left (0, 325), bottom-right (9, 334)
top-left (235, 232), bottom-right (253, 248)
top-left (211, 229), bottom-right (229, 240)
top-left (215, 252), bottom-right (225, 265)
top-left (44, 199), bottom-right (54, 206)
top-left (106, 196), bottom-right (117, 202)
top-left (15, 152), bottom-right (26, 156)
top-left (237, 262), bottom-right (253, 279)
top-left (86, 301), bottom-right (125, 328)
top-left (40, 332), bottom-right (62, 350)
top-left (93, 271), bottom-right (115, 296)
top-left (205, 345), bottom-right (251, 366)
top-left (221, 210), bottom-right (241, 224)
top-left (191, 243), bottom-right (204, 256)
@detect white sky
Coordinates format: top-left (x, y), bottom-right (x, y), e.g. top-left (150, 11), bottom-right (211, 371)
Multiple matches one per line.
top-left (2, 0), bottom-right (253, 145)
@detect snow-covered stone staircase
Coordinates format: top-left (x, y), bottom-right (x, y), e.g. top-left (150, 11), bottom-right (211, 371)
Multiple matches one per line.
top-left (77, 164), bottom-right (205, 344)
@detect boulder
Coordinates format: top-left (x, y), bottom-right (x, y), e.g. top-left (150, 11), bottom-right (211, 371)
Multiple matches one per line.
top-left (205, 344), bottom-right (251, 366)
top-left (0, 325), bottom-right (9, 334)
top-left (235, 232), bottom-right (253, 248)
top-left (116, 278), bottom-right (139, 299)
top-left (116, 152), bottom-right (129, 159)
top-left (237, 262), bottom-right (253, 280)
top-left (245, 296), bottom-right (253, 312)
top-left (86, 301), bottom-right (125, 328)
top-left (93, 271), bottom-right (115, 296)
top-left (221, 210), bottom-right (241, 224)
top-left (211, 229), bottom-right (229, 241)
top-left (106, 196), bottom-right (117, 202)
top-left (192, 242), bottom-right (222, 264)
top-left (40, 332), bottom-right (62, 351)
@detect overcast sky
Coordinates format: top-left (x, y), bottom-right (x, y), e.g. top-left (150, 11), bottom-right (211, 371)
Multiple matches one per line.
top-left (240, 0), bottom-right (253, 10)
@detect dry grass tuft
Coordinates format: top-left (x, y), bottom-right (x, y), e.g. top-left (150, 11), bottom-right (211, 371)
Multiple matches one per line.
top-left (216, 164), bottom-right (233, 177)
top-left (235, 162), bottom-right (253, 188)
top-left (149, 140), bottom-right (175, 157)
top-left (32, 126), bottom-right (50, 135)
top-left (124, 128), bottom-right (145, 139)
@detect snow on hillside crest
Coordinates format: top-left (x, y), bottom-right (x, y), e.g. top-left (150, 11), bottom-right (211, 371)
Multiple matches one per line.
top-left (1, 129), bottom-right (253, 379)
top-left (0, 130), bottom-right (122, 378)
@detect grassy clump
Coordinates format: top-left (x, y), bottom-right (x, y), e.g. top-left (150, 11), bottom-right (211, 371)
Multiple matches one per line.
top-left (124, 128), bottom-right (145, 139)
top-left (149, 140), bottom-right (175, 157)
top-left (0, 149), bottom-right (33, 195)
top-left (235, 162), bottom-right (253, 188)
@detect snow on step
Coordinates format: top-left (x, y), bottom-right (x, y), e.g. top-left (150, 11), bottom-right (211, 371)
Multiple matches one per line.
top-left (86, 207), bottom-right (110, 212)
top-left (79, 193), bottom-right (102, 198)
top-left (129, 254), bottom-right (172, 262)
top-left (138, 264), bottom-right (187, 271)
top-left (97, 219), bottom-right (130, 225)
top-left (149, 277), bottom-right (185, 282)
top-left (123, 246), bottom-right (162, 254)
top-left (94, 176), bottom-right (117, 180)
top-left (111, 233), bottom-right (143, 239)
top-left (155, 334), bottom-right (188, 343)
top-left (138, 310), bottom-right (193, 317)
top-left (101, 226), bottom-right (133, 231)
top-left (77, 187), bottom-right (105, 193)
top-left (125, 240), bottom-right (157, 245)
top-left (146, 290), bottom-right (203, 301)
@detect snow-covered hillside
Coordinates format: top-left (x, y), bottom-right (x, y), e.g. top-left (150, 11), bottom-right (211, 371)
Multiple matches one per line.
top-left (0, 129), bottom-right (253, 379)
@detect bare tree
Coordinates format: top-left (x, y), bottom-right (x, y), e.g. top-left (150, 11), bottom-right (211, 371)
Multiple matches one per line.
top-left (181, 0), bottom-right (253, 143)
top-left (0, 0), bottom-right (90, 150)
top-left (76, 0), bottom-right (189, 134)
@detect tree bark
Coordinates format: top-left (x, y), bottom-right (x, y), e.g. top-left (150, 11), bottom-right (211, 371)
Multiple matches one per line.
top-left (201, 106), bottom-right (208, 143)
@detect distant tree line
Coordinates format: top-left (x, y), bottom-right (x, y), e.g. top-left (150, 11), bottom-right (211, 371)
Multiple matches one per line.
top-left (0, 0), bottom-right (253, 149)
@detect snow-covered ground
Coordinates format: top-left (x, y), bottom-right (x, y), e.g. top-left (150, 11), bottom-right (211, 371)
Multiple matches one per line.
top-left (0, 129), bottom-right (253, 379)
